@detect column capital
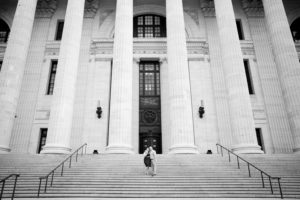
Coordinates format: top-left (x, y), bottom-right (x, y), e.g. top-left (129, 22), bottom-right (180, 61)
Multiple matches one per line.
top-left (242, 0), bottom-right (264, 17)
top-left (200, 0), bottom-right (215, 17)
top-left (85, 0), bottom-right (99, 18)
top-left (36, 0), bottom-right (57, 18)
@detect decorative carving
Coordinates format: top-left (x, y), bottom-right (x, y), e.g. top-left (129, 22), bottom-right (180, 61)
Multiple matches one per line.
top-left (184, 9), bottom-right (199, 25)
top-left (36, 0), bottom-right (57, 18)
top-left (85, 0), bottom-right (99, 18)
top-left (241, 0), bottom-right (264, 17)
top-left (199, 0), bottom-right (215, 17)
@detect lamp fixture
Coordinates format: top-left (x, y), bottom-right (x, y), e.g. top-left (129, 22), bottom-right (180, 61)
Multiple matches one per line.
top-left (199, 100), bottom-right (205, 118)
top-left (96, 100), bottom-right (102, 119)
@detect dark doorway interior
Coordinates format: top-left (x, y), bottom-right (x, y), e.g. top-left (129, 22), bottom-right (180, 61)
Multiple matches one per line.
top-left (38, 128), bottom-right (48, 154)
top-left (255, 128), bottom-right (265, 153)
top-left (139, 61), bottom-right (162, 154)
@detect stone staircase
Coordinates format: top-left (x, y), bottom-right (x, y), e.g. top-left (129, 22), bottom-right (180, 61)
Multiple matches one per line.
top-left (0, 153), bottom-right (299, 199)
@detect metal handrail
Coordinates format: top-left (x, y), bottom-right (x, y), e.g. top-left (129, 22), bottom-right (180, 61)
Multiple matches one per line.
top-left (0, 174), bottom-right (20, 200)
top-left (216, 144), bottom-right (283, 199)
top-left (37, 143), bottom-right (87, 197)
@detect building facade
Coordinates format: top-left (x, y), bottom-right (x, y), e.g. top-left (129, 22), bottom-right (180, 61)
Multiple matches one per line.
top-left (0, 0), bottom-right (300, 155)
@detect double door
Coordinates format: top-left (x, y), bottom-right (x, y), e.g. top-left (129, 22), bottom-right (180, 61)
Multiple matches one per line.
top-left (139, 61), bottom-right (162, 154)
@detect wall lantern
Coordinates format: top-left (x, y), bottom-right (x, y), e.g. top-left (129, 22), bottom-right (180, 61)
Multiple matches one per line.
top-left (96, 100), bottom-right (102, 119)
top-left (199, 100), bottom-right (205, 118)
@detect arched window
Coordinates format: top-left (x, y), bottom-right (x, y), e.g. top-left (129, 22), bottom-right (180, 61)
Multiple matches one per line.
top-left (0, 19), bottom-right (10, 43)
top-left (134, 15), bottom-right (166, 38)
top-left (291, 17), bottom-right (300, 42)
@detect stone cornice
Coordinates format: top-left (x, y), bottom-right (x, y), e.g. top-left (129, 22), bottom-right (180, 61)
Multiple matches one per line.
top-left (90, 38), bottom-right (209, 56)
top-left (199, 0), bottom-right (215, 17)
top-left (43, 39), bottom-right (260, 57)
top-left (241, 0), bottom-right (264, 18)
top-left (85, 0), bottom-right (99, 18)
top-left (36, 0), bottom-right (57, 18)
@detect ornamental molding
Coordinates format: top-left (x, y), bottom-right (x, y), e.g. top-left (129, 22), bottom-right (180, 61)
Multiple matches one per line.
top-left (36, 0), bottom-right (57, 18)
top-left (90, 38), bottom-right (209, 56)
top-left (241, 0), bottom-right (264, 17)
top-left (43, 39), bottom-right (258, 57)
top-left (85, 0), bottom-right (99, 18)
top-left (199, 0), bottom-right (215, 17)
top-left (241, 40), bottom-right (256, 55)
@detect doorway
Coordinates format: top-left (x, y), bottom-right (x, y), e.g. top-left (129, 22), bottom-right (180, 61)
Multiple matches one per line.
top-left (139, 61), bottom-right (162, 154)
top-left (255, 128), bottom-right (265, 153)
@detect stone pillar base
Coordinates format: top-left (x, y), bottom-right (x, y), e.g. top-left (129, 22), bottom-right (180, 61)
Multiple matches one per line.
top-left (0, 145), bottom-right (11, 154)
top-left (105, 145), bottom-right (134, 154)
top-left (41, 145), bottom-right (71, 154)
top-left (293, 148), bottom-right (300, 153)
top-left (232, 144), bottom-right (264, 154)
top-left (169, 145), bottom-right (199, 154)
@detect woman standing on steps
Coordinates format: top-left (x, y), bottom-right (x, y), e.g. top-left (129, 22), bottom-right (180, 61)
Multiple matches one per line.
top-left (143, 147), bottom-right (151, 175)
top-left (149, 146), bottom-right (157, 176)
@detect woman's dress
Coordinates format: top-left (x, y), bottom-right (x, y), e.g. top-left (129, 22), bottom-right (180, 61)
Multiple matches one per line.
top-left (144, 153), bottom-right (151, 167)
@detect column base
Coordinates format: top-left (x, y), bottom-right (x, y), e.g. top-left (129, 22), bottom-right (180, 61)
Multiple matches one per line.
top-left (232, 144), bottom-right (264, 154)
top-left (169, 144), bottom-right (199, 154)
top-left (40, 144), bottom-right (71, 154)
top-left (0, 145), bottom-right (11, 154)
top-left (293, 147), bottom-right (300, 153)
top-left (105, 144), bottom-right (134, 154)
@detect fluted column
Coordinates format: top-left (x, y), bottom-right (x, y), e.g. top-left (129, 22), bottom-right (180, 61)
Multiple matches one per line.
top-left (166, 0), bottom-right (198, 154)
top-left (0, 0), bottom-right (38, 153)
top-left (262, 0), bottom-right (300, 153)
top-left (214, 0), bottom-right (262, 153)
top-left (106, 0), bottom-right (133, 154)
top-left (41, 0), bottom-right (85, 154)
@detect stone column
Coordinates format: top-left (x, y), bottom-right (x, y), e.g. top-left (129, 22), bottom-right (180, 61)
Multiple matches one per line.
top-left (106, 0), bottom-right (134, 154)
top-left (41, 0), bottom-right (85, 154)
top-left (0, 0), bottom-right (38, 153)
top-left (262, 0), bottom-right (300, 153)
top-left (166, 0), bottom-right (198, 154)
top-left (214, 0), bottom-right (262, 153)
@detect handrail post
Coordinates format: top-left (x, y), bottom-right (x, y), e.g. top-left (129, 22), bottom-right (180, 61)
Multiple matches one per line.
top-left (277, 178), bottom-right (283, 199)
top-left (44, 176), bottom-right (48, 193)
top-left (261, 171), bottom-right (265, 188)
top-left (76, 150), bottom-right (78, 162)
top-left (37, 178), bottom-right (42, 197)
top-left (269, 176), bottom-right (273, 194)
top-left (216, 145), bottom-right (219, 154)
top-left (69, 156), bottom-right (72, 168)
top-left (247, 163), bottom-right (251, 177)
top-left (12, 175), bottom-right (19, 200)
top-left (221, 147), bottom-right (223, 156)
top-left (237, 157), bottom-right (240, 169)
top-left (1, 180), bottom-right (5, 199)
top-left (61, 163), bottom-right (64, 176)
top-left (228, 151), bottom-right (231, 162)
top-left (85, 144), bottom-right (87, 154)
top-left (50, 171), bottom-right (54, 187)
top-left (81, 147), bottom-right (83, 156)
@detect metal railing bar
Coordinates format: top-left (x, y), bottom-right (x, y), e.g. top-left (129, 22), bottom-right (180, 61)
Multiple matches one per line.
top-left (0, 174), bottom-right (20, 200)
top-left (216, 143), bottom-right (283, 199)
